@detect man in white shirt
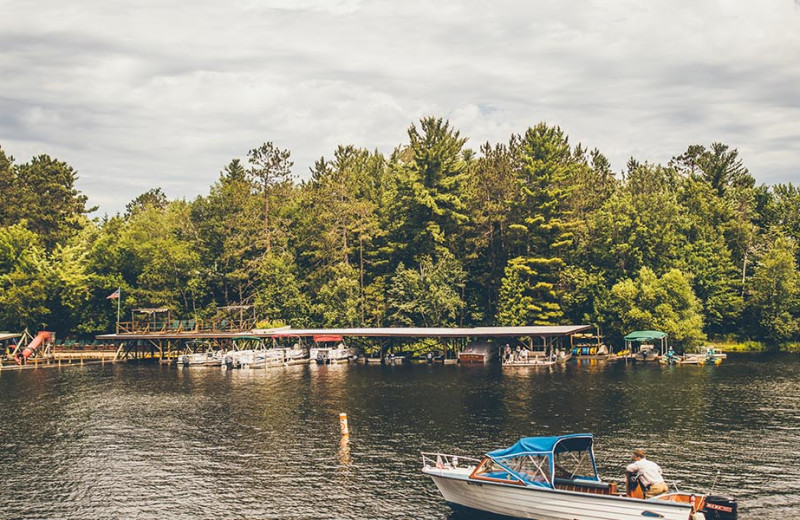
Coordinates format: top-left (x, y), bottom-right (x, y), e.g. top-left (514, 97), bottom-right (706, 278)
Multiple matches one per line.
top-left (626, 448), bottom-right (668, 498)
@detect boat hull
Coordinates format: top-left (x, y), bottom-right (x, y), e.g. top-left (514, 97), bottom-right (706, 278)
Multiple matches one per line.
top-left (426, 471), bottom-right (692, 520)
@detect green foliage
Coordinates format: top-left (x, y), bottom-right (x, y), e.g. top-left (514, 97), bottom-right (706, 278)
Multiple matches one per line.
top-left (0, 152), bottom-right (92, 250)
top-left (0, 223), bottom-right (51, 328)
top-left (248, 142), bottom-right (293, 252)
top-left (385, 117), bottom-right (469, 264)
top-left (747, 236), bottom-right (799, 342)
top-left (387, 251), bottom-right (465, 327)
top-left (498, 123), bottom-right (580, 325)
top-left (254, 252), bottom-right (310, 327)
top-left (0, 127), bottom-right (796, 344)
top-left (312, 262), bottom-right (361, 327)
top-left (600, 267), bottom-right (706, 347)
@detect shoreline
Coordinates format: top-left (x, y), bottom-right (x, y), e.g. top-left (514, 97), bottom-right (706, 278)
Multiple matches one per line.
top-left (710, 340), bottom-right (800, 353)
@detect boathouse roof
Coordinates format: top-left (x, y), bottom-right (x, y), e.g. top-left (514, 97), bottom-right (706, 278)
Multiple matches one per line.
top-left (97, 325), bottom-right (592, 341)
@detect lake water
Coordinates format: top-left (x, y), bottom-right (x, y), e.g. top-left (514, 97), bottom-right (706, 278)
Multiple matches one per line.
top-left (1, 354), bottom-right (798, 519)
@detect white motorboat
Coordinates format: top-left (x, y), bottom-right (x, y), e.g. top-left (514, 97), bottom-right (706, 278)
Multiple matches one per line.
top-left (224, 336), bottom-right (267, 369)
top-left (309, 335), bottom-right (353, 364)
top-left (279, 346), bottom-right (309, 365)
top-left (267, 334), bottom-right (310, 365)
top-left (624, 330), bottom-right (669, 362)
top-left (178, 343), bottom-right (224, 367)
top-left (422, 433), bottom-right (737, 520)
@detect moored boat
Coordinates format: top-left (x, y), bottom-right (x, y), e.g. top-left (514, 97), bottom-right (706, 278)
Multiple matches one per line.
top-left (224, 336), bottom-right (267, 369)
top-left (624, 330), bottom-right (669, 362)
top-left (309, 335), bottom-right (353, 364)
top-left (178, 342), bottom-right (224, 367)
top-left (422, 433), bottom-right (737, 520)
top-left (267, 334), bottom-right (311, 365)
top-left (458, 342), bottom-right (497, 364)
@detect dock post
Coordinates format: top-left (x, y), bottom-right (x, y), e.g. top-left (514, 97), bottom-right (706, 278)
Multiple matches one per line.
top-left (339, 413), bottom-right (349, 436)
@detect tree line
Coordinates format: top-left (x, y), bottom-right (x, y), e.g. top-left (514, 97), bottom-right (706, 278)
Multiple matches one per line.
top-left (1, 118), bottom-right (798, 348)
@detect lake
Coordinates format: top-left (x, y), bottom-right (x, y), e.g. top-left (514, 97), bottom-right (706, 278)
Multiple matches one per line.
top-left (1, 354), bottom-right (797, 519)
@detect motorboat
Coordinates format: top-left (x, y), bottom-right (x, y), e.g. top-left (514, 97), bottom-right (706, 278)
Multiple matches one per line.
top-left (266, 334), bottom-right (311, 365)
top-left (383, 352), bottom-right (409, 365)
top-left (278, 346), bottom-right (309, 365)
top-left (699, 346), bottom-right (726, 364)
top-left (660, 346), bottom-right (724, 366)
top-left (422, 433), bottom-right (737, 520)
top-left (624, 330), bottom-right (669, 362)
top-left (501, 346), bottom-right (556, 367)
top-left (309, 335), bottom-right (353, 364)
top-left (458, 342), bottom-right (497, 364)
top-left (224, 336), bottom-right (267, 369)
top-left (178, 343), bottom-right (224, 367)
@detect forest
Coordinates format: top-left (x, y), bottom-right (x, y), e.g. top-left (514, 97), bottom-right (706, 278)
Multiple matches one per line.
top-left (1, 118), bottom-right (798, 348)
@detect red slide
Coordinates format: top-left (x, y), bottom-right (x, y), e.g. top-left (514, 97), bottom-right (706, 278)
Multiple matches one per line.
top-left (16, 331), bottom-right (51, 364)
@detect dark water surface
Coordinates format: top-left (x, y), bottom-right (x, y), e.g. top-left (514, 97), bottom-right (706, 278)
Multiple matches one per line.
top-left (1, 354), bottom-right (798, 519)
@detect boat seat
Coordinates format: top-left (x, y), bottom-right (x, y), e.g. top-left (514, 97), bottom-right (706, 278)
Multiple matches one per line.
top-left (554, 478), bottom-right (617, 495)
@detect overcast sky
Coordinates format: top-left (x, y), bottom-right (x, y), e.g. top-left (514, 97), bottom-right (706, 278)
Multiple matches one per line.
top-left (1, 0), bottom-right (798, 215)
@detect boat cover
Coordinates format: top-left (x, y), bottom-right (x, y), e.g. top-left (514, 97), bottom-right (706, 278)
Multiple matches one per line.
top-left (623, 330), bottom-right (667, 341)
top-left (313, 335), bottom-right (343, 342)
top-left (488, 434), bottom-right (594, 458)
top-left (486, 434), bottom-right (598, 488)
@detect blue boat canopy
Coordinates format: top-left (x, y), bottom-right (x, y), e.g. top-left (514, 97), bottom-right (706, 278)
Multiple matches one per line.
top-left (488, 433), bottom-right (594, 459)
top-left (475, 434), bottom-right (599, 489)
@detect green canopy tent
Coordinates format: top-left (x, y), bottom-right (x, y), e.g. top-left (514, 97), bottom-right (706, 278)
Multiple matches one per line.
top-left (623, 330), bottom-right (668, 356)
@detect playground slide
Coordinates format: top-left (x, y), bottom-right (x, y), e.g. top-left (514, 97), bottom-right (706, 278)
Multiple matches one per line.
top-left (16, 331), bottom-right (51, 364)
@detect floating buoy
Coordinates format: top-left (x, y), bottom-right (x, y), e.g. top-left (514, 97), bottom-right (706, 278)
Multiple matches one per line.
top-left (339, 412), bottom-right (349, 436)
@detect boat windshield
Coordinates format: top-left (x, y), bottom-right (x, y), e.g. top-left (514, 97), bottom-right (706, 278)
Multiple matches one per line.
top-left (471, 457), bottom-right (525, 485)
top-left (495, 454), bottom-right (552, 487)
top-left (553, 443), bottom-right (597, 481)
top-left (482, 434), bottom-right (600, 487)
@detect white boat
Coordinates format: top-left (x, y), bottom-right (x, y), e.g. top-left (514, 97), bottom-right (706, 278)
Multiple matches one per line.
top-left (502, 347), bottom-right (556, 367)
top-left (624, 330), bottom-right (668, 362)
top-left (224, 336), bottom-right (267, 369)
top-left (266, 334), bottom-right (311, 365)
top-left (310, 344), bottom-right (353, 364)
top-left (309, 335), bottom-right (353, 364)
top-left (501, 341), bottom-right (570, 367)
top-left (178, 343), bottom-right (224, 367)
top-left (422, 434), bottom-right (737, 520)
top-left (278, 346), bottom-right (309, 365)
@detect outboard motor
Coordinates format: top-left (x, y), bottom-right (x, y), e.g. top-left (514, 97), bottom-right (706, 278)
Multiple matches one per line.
top-left (701, 496), bottom-right (737, 520)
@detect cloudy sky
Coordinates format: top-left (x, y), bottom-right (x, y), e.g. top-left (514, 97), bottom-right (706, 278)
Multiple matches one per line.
top-left (1, 0), bottom-right (798, 215)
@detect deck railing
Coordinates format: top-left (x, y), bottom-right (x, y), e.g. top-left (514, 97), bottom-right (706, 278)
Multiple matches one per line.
top-left (116, 317), bottom-right (258, 335)
top-left (421, 452), bottom-right (481, 470)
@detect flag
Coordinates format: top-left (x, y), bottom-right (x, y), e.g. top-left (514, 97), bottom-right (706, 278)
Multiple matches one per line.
top-left (106, 288), bottom-right (120, 300)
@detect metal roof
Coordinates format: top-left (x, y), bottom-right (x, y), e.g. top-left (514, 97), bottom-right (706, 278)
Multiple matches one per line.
top-left (261, 326), bottom-right (592, 338)
top-left (96, 325), bottom-right (591, 341)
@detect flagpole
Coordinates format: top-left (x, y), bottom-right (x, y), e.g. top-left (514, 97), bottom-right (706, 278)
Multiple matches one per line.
top-left (116, 287), bottom-right (121, 334)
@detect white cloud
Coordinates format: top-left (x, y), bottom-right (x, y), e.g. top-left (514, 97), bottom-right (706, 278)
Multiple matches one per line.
top-left (1, 0), bottom-right (798, 214)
